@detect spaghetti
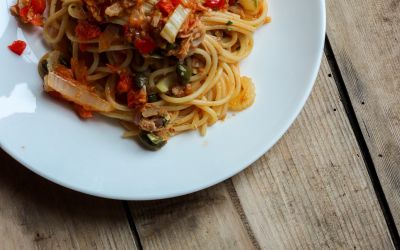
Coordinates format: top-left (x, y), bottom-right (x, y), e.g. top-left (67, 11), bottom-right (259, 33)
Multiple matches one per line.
top-left (11, 0), bottom-right (270, 150)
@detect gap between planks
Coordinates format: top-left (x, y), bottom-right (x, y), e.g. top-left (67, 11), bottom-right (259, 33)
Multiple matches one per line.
top-left (324, 36), bottom-right (400, 248)
top-left (224, 179), bottom-right (261, 250)
top-left (123, 201), bottom-right (144, 250)
top-left (125, 50), bottom-right (394, 249)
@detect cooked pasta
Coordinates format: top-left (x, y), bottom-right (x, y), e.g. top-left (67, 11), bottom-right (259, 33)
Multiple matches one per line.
top-left (11, 0), bottom-right (270, 150)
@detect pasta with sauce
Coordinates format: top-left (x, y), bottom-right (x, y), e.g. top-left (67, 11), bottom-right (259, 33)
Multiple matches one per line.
top-left (11, 0), bottom-right (270, 150)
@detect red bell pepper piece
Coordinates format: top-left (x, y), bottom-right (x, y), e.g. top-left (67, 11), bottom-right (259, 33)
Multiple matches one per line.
top-left (31, 0), bottom-right (46, 14)
top-left (75, 21), bottom-right (102, 41)
top-left (157, 0), bottom-right (176, 16)
top-left (8, 40), bottom-right (27, 55)
top-left (134, 37), bottom-right (157, 54)
top-left (117, 74), bottom-right (133, 94)
top-left (204, 0), bottom-right (226, 9)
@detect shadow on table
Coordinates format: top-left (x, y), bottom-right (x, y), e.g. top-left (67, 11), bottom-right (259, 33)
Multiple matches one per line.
top-left (0, 149), bottom-right (132, 243)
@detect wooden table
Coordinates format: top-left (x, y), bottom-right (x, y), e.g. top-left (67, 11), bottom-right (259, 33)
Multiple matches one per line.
top-left (1, 1), bottom-right (399, 249)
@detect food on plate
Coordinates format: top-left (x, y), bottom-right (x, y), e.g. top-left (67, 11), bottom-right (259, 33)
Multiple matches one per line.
top-left (11, 0), bottom-right (270, 150)
top-left (8, 40), bottom-right (27, 55)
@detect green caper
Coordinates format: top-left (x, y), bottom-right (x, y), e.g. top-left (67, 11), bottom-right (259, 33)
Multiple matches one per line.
top-left (38, 52), bottom-right (71, 79)
top-left (176, 62), bottom-right (192, 84)
top-left (162, 117), bottom-right (169, 127)
top-left (166, 43), bottom-right (177, 50)
top-left (59, 55), bottom-right (70, 67)
top-left (138, 132), bottom-right (167, 151)
top-left (134, 73), bottom-right (149, 89)
top-left (38, 54), bottom-right (50, 79)
top-left (148, 93), bottom-right (160, 103)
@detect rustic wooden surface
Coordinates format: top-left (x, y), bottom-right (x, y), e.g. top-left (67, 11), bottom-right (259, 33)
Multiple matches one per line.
top-left (129, 183), bottom-right (256, 249)
top-left (126, 57), bottom-right (394, 250)
top-left (1, 0), bottom-right (400, 249)
top-left (231, 56), bottom-right (394, 249)
top-left (326, 0), bottom-right (400, 232)
top-left (0, 150), bottom-right (139, 250)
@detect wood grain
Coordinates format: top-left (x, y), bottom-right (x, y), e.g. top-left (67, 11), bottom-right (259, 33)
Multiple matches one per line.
top-left (0, 150), bottom-right (139, 250)
top-left (230, 56), bottom-right (394, 249)
top-left (326, 0), bottom-right (400, 231)
top-left (127, 55), bottom-right (394, 249)
top-left (129, 183), bottom-right (255, 250)
top-left (131, 55), bottom-right (393, 249)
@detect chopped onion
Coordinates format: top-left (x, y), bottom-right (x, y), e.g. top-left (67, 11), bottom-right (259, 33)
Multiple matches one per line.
top-left (44, 72), bottom-right (114, 112)
top-left (160, 5), bottom-right (191, 43)
top-left (142, 0), bottom-right (158, 14)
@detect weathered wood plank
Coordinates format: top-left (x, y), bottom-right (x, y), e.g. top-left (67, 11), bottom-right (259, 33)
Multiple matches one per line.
top-left (129, 183), bottom-right (255, 250)
top-left (0, 150), bottom-right (139, 250)
top-left (230, 56), bottom-right (394, 249)
top-left (326, 0), bottom-right (400, 231)
top-left (128, 55), bottom-right (393, 249)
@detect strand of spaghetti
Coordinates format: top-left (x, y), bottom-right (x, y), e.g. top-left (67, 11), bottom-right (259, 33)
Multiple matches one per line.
top-left (212, 72), bottom-right (224, 116)
top-left (173, 112), bottom-right (195, 125)
top-left (200, 123), bottom-right (207, 136)
top-left (226, 2), bottom-right (268, 26)
top-left (240, 3), bottom-right (269, 27)
top-left (174, 124), bottom-right (193, 132)
top-left (104, 76), bottom-right (132, 111)
top-left (224, 35), bottom-right (253, 60)
top-left (192, 111), bottom-right (199, 128)
top-left (161, 67), bottom-right (222, 104)
top-left (66, 31), bottom-right (99, 44)
top-left (72, 41), bottom-right (78, 60)
top-left (201, 16), bottom-right (256, 32)
top-left (106, 52), bottom-right (115, 64)
top-left (217, 74), bottom-right (228, 118)
top-left (120, 50), bottom-right (134, 68)
top-left (122, 131), bottom-right (140, 138)
top-left (49, 0), bottom-right (58, 16)
top-left (224, 11), bottom-right (268, 28)
top-left (62, 0), bottom-right (82, 5)
top-left (195, 113), bottom-right (210, 129)
top-left (149, 67), bottom-right (175, 87)
top-left (101, 111), bottom-right (135, 122)
top-left (231, 64), bottom-right (242, 99)
top-left (196, 105), bottom-right (218, 125)
top-left (203, 67), bottom-right (224, 94)
top-left (206, 34), bottom-right (253, 63)
top-left (168, 111), bottom-right (179, 124)
top-left (87, 72), bottom-right (109, 82)
top-left (94, 67), bottom-right (112, 73)
top-left (88, 53), bottom-right (99, 74)
top-left (204, 25), bottom-right (253, 36)
top-left (86, 45), bottom-right (133, 53)
top-left (43, 7), bottom-right (68, 44)
top-left (211, 11), bottom-right (242, 20)
top-left (206, 87), bottom-right (214, 100)
top-left (191, 63), bottom-right (235, 106)
top-left (220, 32), bottom-right (238, 48)
top-left (174, 111), bottom-right (208, 133)
top-left (132, 57), bottom-right (150, 72)
top-left (162, 105), bottom-right (191, 111)
top-left (188, 48), bottom-right (212, 82)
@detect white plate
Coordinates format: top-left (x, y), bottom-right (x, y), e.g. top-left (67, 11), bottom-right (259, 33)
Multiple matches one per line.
top-left (0, 0), bottom-right (325, 200)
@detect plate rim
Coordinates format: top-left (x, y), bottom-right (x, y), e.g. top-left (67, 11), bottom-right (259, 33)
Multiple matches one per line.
top-left (0, 0), bottom-right (326, 200)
